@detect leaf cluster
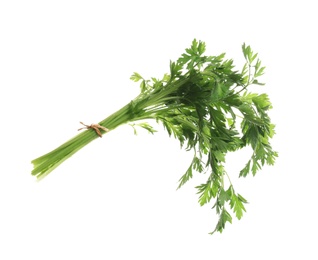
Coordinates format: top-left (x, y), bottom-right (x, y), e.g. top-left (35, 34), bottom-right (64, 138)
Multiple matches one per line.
top-left (31, 39), bottom-right (277, 234)
top-left (129, 39), bottom-right (277, 234)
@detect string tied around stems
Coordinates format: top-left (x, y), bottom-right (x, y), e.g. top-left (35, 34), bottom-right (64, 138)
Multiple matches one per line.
top-left (78, 122), bottom-right (109, 137)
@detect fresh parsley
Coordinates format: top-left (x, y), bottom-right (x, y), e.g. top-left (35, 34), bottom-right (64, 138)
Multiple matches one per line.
top-left (31, 39), bottom-right (277, 234)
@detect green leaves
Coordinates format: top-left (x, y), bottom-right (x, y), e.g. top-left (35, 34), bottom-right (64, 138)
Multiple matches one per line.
top-left (242, 43), bottom-right (266, 85)
top-left (229, 190), bottom-right (247, 220)
top-left (130, 72), bottom-right (143, 82)
top-left (197, 178), bottom-right (220, 206)
top-left (254, 59), bottom-right (266, 78)
top-left (210, 185), bottom-right (247, 234)
top-left (188, 38), bottom-right (206, 56)
top-left (129, 40), bottom-right (276, 234)
top-left (130, 72), bottom-right (152, 93)
top-left (178, 39), bottom-right (207, 69)
top-left (242, 43), bottom-right (257, 63)
top-left (32, 39), bottom-right (277, 235)
top-left (211, 209), bottom-right (232, 234)
top-left (130, 122), bottom-right (157, 135)
top-left (177, 156), bottom-right (204, 189)
top-left (252, 93), bottom-right (272, 110)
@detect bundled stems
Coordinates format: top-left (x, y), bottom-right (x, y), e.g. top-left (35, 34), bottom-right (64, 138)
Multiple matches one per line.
top-left (31, 77), bottom-right (188, 179)
top-left (32, 102), bottom-right (136, 179)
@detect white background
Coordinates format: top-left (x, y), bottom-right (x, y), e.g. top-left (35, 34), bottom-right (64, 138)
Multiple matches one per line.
top-left (1, 0), bottom-right (317, 259)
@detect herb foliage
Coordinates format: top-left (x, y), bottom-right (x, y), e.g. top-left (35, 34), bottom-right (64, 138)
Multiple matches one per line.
top-left (31, 40), bottom-right (277, 234)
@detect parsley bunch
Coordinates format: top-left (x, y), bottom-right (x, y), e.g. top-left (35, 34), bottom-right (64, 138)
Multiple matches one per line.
top-left (31, 40), bottom-right (277, 234)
